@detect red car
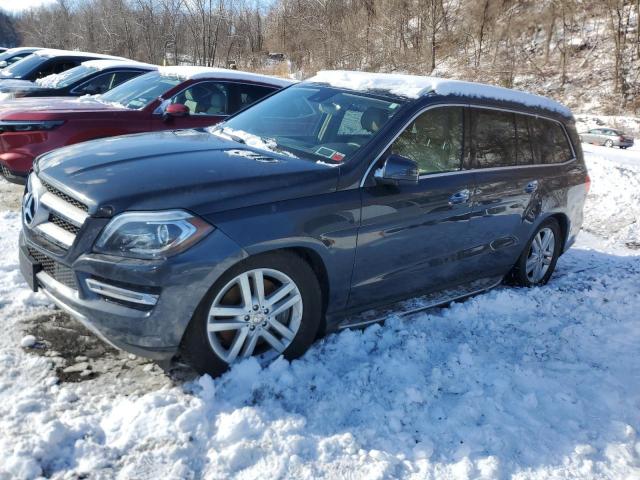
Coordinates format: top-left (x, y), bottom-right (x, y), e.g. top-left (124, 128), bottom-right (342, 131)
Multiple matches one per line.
top-left (0, 67), bottom-right (293, 183)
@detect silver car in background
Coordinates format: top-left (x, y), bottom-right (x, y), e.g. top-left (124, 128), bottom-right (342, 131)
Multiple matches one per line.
top-left (580, 128), bottom-right (634, 149)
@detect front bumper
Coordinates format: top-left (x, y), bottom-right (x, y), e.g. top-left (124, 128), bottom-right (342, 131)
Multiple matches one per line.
top-left (19, 228), bottom-right (247, 360)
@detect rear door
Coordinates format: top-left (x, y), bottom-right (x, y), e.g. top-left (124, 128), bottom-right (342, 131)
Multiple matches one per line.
top-left (467, 109), bottom-right (575, 278)
top-left (349, 106), bottom-right (477, 308)
top-left (466, 108), bottom-right (539, 277)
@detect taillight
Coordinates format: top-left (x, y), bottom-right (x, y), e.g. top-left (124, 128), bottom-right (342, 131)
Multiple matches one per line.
top-left (585, 173), bottom-right (591, 194)
top-left (619, 136), bottom-right (625, 142)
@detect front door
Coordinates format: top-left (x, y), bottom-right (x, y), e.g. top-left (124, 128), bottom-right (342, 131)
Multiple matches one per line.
top-left (349, 106), bottom-right (477, 309)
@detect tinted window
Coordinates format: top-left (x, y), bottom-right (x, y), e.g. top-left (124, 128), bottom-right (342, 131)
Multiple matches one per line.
top-left (550, 123), bottom-right (573, 162)
top-left (530, 117), bottom-right (573, 164)
top-left (37, 60), bottom-right (80, 78)
top-left (515, 114), bottom-right (534, 165)
top-left (75, 70), bottom-right (144, 94)
top-left (171, 81), bottom-right (229, 115)
top-left (229, 84), bottom-right (275, 113)
top-left (391, 107), bottom-right (463, 174)
top-left (471, 109), bottom-right (517, 168)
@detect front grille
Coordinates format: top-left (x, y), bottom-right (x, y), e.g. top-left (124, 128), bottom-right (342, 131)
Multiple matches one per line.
top-left (42, 180), bottom-right (88, 212)
top-left (27, 247), bottom-right (77, 290)
top-left (49, 213), bottom-right (80, 235)
top-left (1, 164), bottom-right (13, 178)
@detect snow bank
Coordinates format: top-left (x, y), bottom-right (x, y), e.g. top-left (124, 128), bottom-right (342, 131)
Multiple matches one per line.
top-left (0, 145), bottom-right (639, 479)
top-left (308, 70), bottom-right (572, 116)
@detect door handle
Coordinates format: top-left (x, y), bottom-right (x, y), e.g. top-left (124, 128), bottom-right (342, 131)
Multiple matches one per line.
top-left (524, 180), bottom-right (539, 193)
top-left (449, 189), bottom-right (470, 205)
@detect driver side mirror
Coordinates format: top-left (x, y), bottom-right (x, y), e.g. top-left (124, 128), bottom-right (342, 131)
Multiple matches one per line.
top-left (374, 154), bottom-right (419, 186)
top-left (163, 103), bottom-right (190, 121)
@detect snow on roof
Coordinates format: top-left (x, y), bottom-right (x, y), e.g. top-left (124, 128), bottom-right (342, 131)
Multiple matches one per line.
top-left (2, 47), bottom-right (41, 55)
top-left (35, 49), bottom-right (125, 61)
top-left (157, 66), bottom-right (295, 88)
top-left (308, 70), bottom-right (572, 117)
top-left (80, 59), bottom-right (157, 71)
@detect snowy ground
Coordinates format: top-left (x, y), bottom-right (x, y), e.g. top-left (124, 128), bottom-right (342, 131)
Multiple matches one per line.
top-left (0, 146), bottom-right (639, 479)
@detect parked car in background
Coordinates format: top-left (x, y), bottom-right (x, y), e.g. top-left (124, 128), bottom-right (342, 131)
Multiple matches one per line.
top-left (0, 59), bottom-right (157, 101)
top-left (0, 48), bottom-right (7, 54)
top-left (580, 127), bottom-right (634, 148)
top-left (0, 49), bottom-right (124, 82)
top-left (18, 71), bottom-right (589, 377)
top-left (0, 66), bottom-right (292, 183)
top-left (0, 47), bottom-right (42, 69)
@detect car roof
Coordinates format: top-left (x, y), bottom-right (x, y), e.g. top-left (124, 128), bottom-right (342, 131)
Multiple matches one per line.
top-left (34, 49), bottom-right (126, 61)
top-left (3, 47), bottom-right (42, 55)
top-left (306, 70), bottom-right (572, 118)
top-left (80, 59), bottom-right (157, 71)
top-left (157, 66), bottom-right (295, 88)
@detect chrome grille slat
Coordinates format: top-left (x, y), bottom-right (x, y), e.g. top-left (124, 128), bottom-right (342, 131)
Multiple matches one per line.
top-left (41, 180), bottom-right (88, 213)
top-left (25, 175), bottom-right (89, 251)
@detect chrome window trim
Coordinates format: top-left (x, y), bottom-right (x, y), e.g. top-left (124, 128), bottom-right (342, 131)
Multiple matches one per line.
top-left (86, 278), bottom-right (159, 306)
top-left (359, 103), bottom-right (577, 187)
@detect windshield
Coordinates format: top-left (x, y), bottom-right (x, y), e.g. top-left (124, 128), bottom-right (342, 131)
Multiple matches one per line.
top-left (0, 54), bottom-right (46, 78)
top-left (212, 85), bottom-right (403, 164)
top-left (99, 71), bottom-right (181, 110)
top-left (36, 64), bottom-right (98, 88)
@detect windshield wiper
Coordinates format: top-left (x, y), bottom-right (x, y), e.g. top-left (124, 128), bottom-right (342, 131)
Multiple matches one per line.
top-left (219, 127), bottom-right (246, 144)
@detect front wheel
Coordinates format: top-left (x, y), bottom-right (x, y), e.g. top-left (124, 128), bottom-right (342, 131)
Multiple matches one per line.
top-left (180, 251), bottom-right (322, 377)
top-left (509, 218), bottom-right (562, 287)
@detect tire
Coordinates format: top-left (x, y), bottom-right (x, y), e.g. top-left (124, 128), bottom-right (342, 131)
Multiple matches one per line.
top-left (605, 139), bottom-right (614, 148)
top-left (180, 251), bottom-right (322, 377)
top-left (509, 218), bottom-right (562, 287)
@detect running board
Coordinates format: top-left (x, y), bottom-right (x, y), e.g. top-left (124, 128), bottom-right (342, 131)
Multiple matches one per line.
top-left (338, 276), bottom-right (503, 329)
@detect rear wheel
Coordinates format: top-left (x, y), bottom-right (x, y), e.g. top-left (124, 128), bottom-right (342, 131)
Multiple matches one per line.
top-left (180, 251), bottom-right (322, 377)
top-left (605, 139), bottom-right (614, 148)
top-left (509, 218), bottom-right (562, 287)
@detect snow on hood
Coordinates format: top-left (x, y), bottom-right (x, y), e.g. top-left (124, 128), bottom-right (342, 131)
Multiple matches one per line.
top-left (308, 70), bottom-right (572, 117)
top-left (158, 66), bottom-right (295, 88)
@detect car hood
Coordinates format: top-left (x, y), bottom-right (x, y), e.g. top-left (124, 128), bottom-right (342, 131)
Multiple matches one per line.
top-left (0, 96), bottom-right (128, 117)
top-left (36, 129), bottom-right (340, 216)
top-left (0, 79), bottom-right (48, 95)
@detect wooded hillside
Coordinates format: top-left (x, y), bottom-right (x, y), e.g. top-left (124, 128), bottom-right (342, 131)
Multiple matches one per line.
top-left (3, 0), bottom-right (640, 114)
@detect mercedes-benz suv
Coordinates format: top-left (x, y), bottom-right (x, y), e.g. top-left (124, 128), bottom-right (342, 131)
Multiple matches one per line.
top-left (19, 71), bottom-right (589, 376)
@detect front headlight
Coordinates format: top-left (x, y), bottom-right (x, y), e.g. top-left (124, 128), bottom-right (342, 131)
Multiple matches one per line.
top-left (94, 210), bottom-right (213, 260)
top-left (0, 120), bottom-right (64, 133)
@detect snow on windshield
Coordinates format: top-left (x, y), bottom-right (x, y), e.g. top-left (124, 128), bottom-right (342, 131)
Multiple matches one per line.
top-left (211, 126), bottom-right (298, 158)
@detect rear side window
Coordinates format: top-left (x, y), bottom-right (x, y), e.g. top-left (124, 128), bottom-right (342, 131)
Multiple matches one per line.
top-left (471, 109), bottom-right (517, 168)
top-left (391, 107), bottom-right (463, 175)
top-left (530, 117), bottom-right (573, 164)
top-left (515, 114), bottom-right (534, 165)
top-left (228, 84), bottom-right (276, 113)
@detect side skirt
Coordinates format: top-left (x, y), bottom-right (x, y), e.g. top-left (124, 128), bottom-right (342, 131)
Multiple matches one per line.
top-left (337, 275), bottom-right (504, 330)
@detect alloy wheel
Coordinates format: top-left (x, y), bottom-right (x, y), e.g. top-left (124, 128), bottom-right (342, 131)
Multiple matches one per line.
top-left (206, 268), bottom-right (303, 364)
top-left (525, 227), bottom-right (555, 283)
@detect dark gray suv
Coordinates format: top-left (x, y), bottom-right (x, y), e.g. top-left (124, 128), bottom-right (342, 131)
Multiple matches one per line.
top-left (19, 71), bottom-right (589, 376)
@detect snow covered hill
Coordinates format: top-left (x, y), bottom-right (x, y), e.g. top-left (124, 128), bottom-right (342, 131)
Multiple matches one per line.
top-left (0, 147), bottom-right (639, 479)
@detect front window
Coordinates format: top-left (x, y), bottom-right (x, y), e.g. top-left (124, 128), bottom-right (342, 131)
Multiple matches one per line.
top-left (36, 65), bottom-right (99, 88)
top-left (99, 71), bottom-right (181, 110)
top-left (0, 54), bottom-right (46, 78)
top-left (211, 85), bottom-right (403, 163)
